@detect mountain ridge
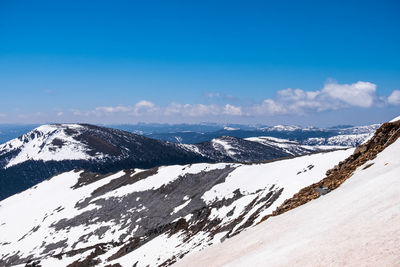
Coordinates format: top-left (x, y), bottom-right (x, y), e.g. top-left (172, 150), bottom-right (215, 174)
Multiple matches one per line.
top-left (0, 118), bottom-right (398, 266)
top-left (0, 149), bottom-right (353, 266)
top-left (0, 124), bottom-right (211, 200)
top-left (174, 118), bottom-right (400, 267)
top-left (0, 123), bottom-right (379, 201)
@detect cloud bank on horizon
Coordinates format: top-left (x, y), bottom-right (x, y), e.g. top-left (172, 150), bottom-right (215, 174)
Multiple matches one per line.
top-left (255, 80), bottom-right (400, 115)
top-left (3, 80), bottom-right (398, 125)
top-left (68, 80), bottom-right (400, 117)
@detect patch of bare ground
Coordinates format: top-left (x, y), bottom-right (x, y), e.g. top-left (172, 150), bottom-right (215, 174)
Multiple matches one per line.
top-left (259, 120), bottom-right (400, 223)
top-left (90, 168), bottom-right (158, 197)
top-left (71, 171), bottom-right (113, 189)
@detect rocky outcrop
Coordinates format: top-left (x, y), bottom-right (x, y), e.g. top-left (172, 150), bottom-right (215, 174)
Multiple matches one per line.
top-left (260, 120), bottom-right (400, 223)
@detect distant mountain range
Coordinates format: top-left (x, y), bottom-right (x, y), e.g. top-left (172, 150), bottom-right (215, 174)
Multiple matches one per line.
top-left (0, 123), bottom-right (380, 144)
top-left (143, 124), bottom-right (380, 144)
top-left (0, 123), bottom-right (379, 201)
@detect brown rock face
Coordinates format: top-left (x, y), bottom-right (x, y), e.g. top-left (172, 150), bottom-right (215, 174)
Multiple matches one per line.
top-left (259, 120), bottom-right (400, 223)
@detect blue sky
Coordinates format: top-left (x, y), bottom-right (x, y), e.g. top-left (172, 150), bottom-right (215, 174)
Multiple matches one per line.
top-left (0, 0), bottom-right (399, 126)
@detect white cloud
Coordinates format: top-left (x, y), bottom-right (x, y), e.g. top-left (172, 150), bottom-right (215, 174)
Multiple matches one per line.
top-left (252, 81), bottom-right (383, 115)
top-left (95, 105), bottom-right (132, 113)
top-left (57, 112), bottom-right (64, 116)
top-left (92, 101), bottom-right (158, 116)
top-left (133, 100), bottom-right (158, 115)
top-left (71, 109), bottom-right (81, 116)
top-left (204, 92), bottom-right (234, 100)
top-left (165, 103), bottom-right (221, 117)
top-left (223, 104), bottom-right (242, 115)
top-left (277, 88), bottom-right (319, 102)
top-left (252, 99), bottom-right (287, 115)
top-left (321, 81), bottom-right (377, 108)
top-left (183, 104), bottom-right (220, 117)
top-left (61, 81), bottom-right (397, 121)
top-left (204, 92), bottom-right (221, 98)
top-left (135, 100), bottom-right (155, 109)
top-left (388, 90), bottom-right (400, 105)
top-left (164, 102), bottom-right (182, 115)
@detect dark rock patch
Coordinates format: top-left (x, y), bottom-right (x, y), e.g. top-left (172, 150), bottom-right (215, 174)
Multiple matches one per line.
top-left (51, 138), bottom-right (65, 149)
top-left (72, 171), bottom-right (113, 189)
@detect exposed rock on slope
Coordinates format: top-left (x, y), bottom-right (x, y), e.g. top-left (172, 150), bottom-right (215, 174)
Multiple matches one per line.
top-left (174, 126), bottom-right (400, 267)
top-left (0, 120), bottom-right (390, 266)
top-left (261, 119), bottom-right (400, 221)
top-left (0, 149), bottom-right (353, 266)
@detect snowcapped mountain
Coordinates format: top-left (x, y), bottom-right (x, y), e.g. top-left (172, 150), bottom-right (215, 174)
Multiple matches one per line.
top-left (302, 133), bottom-right (372, 147)
top-left (175, 120), bottom-right (400, 267)
top-left (0, 118), bottom-right (398, 266)
top-left (182, 134), bottom-right (357, 164)
top-left (0, 123), bottom-right (358, 201)
top-left (0, 149), bottom-right (353, 266)
top-left (255, 124), bottom-right (381, 148)
top-left (0, 124), bottom-right (211, 200)
top-left (0, 124), bottom-right (202, 168)
top-left (259, 124), bottom-right (309, 131)
top-left (181, 136), bottom-right (293, 163)
top-left (145, 123), bottom-right (380, 146)
top-left (223, 126), bottom-right (239, 131)
top-left (0, 124), bottom-right (107, 168)
top-left (334, 124), bottom-right (381, 134)
top-left (245, 136), bottom-right (320, 155)
top-left (0, 123), bottom-right (380, 147)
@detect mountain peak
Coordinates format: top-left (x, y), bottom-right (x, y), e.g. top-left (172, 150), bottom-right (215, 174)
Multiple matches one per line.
top-left (0, 123), bottom-right (104, 168)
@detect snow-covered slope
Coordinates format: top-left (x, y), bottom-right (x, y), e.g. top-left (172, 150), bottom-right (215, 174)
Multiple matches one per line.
top-left (299, 124), bottom-right (381, 148)
top-left (2, 123), bottom-right (357, 201)
top-left (175, 135), bottom-right (400, 267)
top-left (0, 123), bottom-right (374, 172)
top-left (0, 123), bottom-right (342, 201)
top-left (0, 118), bottom-right (396, 266)
top-left (390, 115), bottom-right (400, 122)
top-left (245, 136), bottom-right (319, 155)
top-left (189, 136), bottom-right (293, 162)
top-left (336, 124), bottom-right (381, 134)
top-left (0, 123), bottom-right (211, 200)
top-left (0, 149), bottom-right (353, 266)
top-left (0, 123), bottom-right (211, 169)
top-left (145, 123), bottom-right (380, 146)
top-left (0, 124), bottom-right (106, 168)
top-left (302, 133), bottom-right (371, 147)
top-left (0, 122), bottom-right (363, 169)
top-left (183, 135), bottom-right (346, 163)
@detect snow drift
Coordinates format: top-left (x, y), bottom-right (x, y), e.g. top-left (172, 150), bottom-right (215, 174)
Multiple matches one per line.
top-left (175, 119), bottom-right (400, 267)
